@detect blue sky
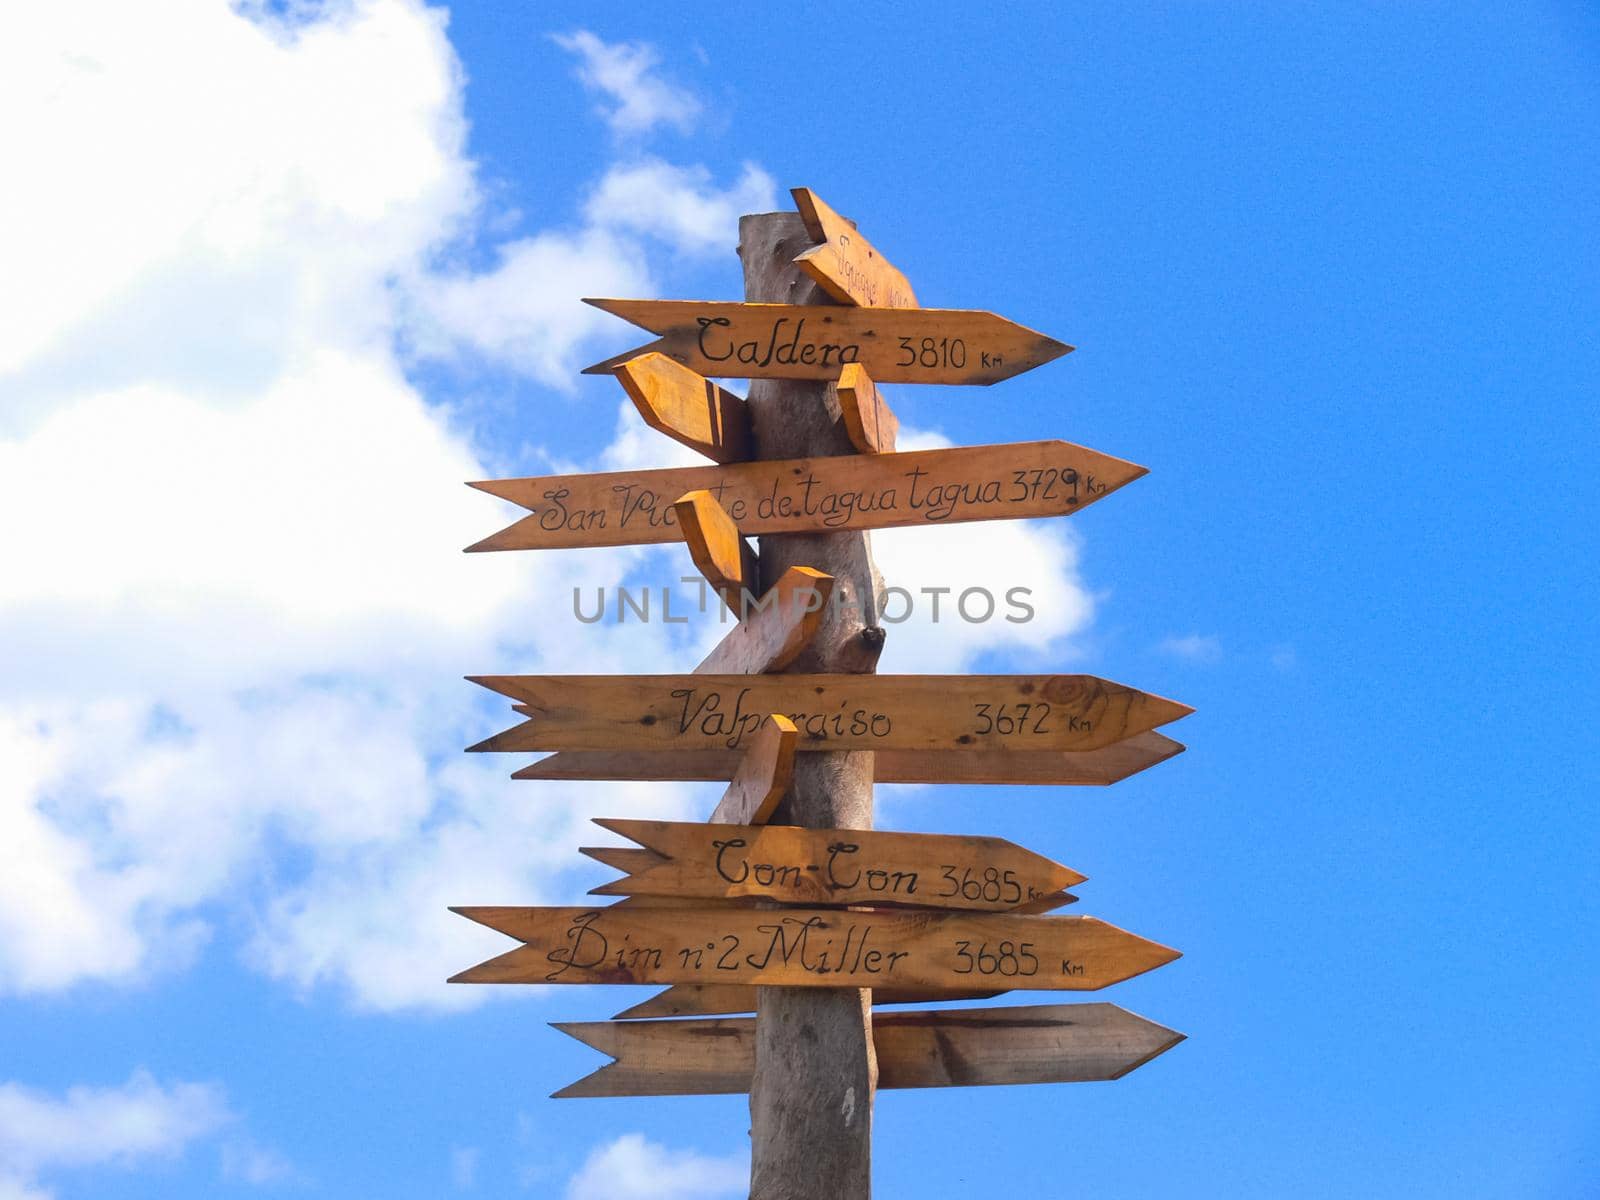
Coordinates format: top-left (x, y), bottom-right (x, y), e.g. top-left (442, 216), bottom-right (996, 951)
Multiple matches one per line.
top-left (1, 2), bottom-right (1596, 1197)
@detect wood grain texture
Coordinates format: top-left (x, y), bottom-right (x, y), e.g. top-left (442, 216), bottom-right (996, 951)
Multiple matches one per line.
top-left (791, 187), bottom-right (918, 310)
top-left (708, 714), bottom-right (797, 825)
top-left (449, 905), bottom-right (1180, 991)
top-left (512, 731), bottom-right (1186, 785)
top-left (695, 565), bottom-right (834, 675)
top-left (615, 351), bottom-right (752, 463)
top-left (578, 845), bottom-right (664, 875)
top-left (468, 674), bottom-right (1192, 755)
top-left (580, 298), bottom-right (1070, 385)
top-left (738, 211), bottom-right (880, 1200)
top-left (552, 1002), bottom-right (1184, 1097)
top-left (589, 818), bottom-right (1084, 911)
top-left (833, 362), bottom-right (898, 454)
top-left (466, 438), bottom-right (1144, 552)
top-left (673, 488), bottom-right (757, 608)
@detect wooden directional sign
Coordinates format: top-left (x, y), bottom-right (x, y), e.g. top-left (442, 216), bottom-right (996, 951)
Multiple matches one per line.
top-left (792, 188), bottom-right (918, 310)
top-left (467, 439), bottom-right (1142, 553)
top-left (468, 674), bottom-right (1191, 755)
top-left (588, 819), bottom-right (1085, 911)
top-left (450, 905), bottom-right (1178, 991)
top-left (615, 352), bottom-right (751, 464)
top-left (514, 731), bottom-right (1186, 787)
top-left (553, 1002), bottom-right (1184, 1097)
top-left (581, 299), bottom-right (1070, 385)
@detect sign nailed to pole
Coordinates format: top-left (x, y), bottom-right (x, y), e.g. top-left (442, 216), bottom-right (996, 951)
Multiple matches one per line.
top-left (466, 439), bottom-right (1146, 552)
top-left (587, 818), bottom-right (1086, 911)
top-left (581, 299), bottom-right (1071, 385)
top-left (450, 904), bottom-right (1180, 991)
top-left (552, 1002), bottom-right (1185, 1097)
top-left (468, 673), bottom-right (1192, 755)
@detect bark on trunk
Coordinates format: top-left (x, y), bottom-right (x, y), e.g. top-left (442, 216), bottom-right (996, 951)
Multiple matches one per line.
top-left (741, 211), bottom-right (883, 1200)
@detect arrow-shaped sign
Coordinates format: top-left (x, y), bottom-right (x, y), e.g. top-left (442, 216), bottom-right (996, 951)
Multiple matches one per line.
top-left (588, 818), bottom-right (1085, 911)
top-left (552, 1002), bottom-right (1183, 1097)
top-left (466, 439), bottom-right (1142, 552)
top-left (514, 731), bottom-right (1186, 787)
top-left (791, 188), bottom-right (918, 310)
top-left (450, 905), bottom-right (1178, 991)
top-left (581, 299), bottom-right (1070, 385)
top-left (468, 674), bottom-right (1191, 755)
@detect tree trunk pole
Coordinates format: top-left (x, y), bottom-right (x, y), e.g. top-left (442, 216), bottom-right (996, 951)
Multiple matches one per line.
top-left (740, 211), bottom-right (884, 1199)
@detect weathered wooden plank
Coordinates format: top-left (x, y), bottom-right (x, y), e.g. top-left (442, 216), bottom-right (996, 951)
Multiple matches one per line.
top-left (449, 905), bottom-right (1180, 991)
top-left (589, 818), bottom-right (1084, 911)
top-left (468, 674), bottom-right (1192, 755)
top-left (580, 299), bottom-right (1070, 385)
top-left (466, 439), bottom-right (1142, 552)
top-left (614, 352), bottom-right (751, 463)
top-left (708, 715), bottom-right (797, 825)
top-left (673, 489), bottom-right (757, 609)
top-left (791, 188), bottom-right (918, 310)
top-left (833, 363), bottom-right (898, 454)
top-left (553, 1002), bottom-right (1184, 1097)
top-left (512, 732), bottom-right (1186, 785)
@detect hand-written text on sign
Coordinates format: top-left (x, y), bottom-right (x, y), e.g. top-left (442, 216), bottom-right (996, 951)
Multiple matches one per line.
top-left (468, 674), bottom-right (1193, 755)
top-left (467, 441), bottom-right (1144, 552)
top-left (450, 906), bottom-right (1181, 992)
top-left (591, 819), bottom-right (1085, 911)
top-left (581, 300), bottom-right (1070, 386)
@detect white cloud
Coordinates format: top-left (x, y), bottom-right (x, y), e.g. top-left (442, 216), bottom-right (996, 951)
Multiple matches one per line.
top-left (869, 424), bottom-right (1095, 673)
top-left (0, 0), bottom-right (474, 427)
top-left (408, 159), bottom-right (773, 384)
top-left (1156, 633), bottom-right (1223, 663)
top-left (0, 1), bottom-right (1104, 1020)
top-left (565, 1134), bottom-right (745, 1200)
top-left (551, 31), bottom-right (701, 136)
top-left (220, 1138), bottom-right (300, 1186)
top-left (585, 159), bottom-right (776, 256)
top-left (0, 1071), bottom-right (229, 1199)
top-left (0, 0), bottom-right (721, 1010)
top-left (404, 225), bottom-right (652, 388)
top-left (451, 1145), bottom-right (479, 1189)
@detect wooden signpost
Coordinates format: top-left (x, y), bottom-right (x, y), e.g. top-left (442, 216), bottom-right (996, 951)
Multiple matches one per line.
top-left (552, 1002), bottom-right (1183, 1097)
top-left (466, 438), bottom-right (1145, 553)
top-left (468, 673), bottom-right (1191, 754)
top-left (581, 299), bottom-right (1071, 385)
top-left (448, 190), bottom-right (1191, 1198)
top-left (586, 818), bottom-right (1085, 910)
top-left (451, 905), bottom-right (1178, 991)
